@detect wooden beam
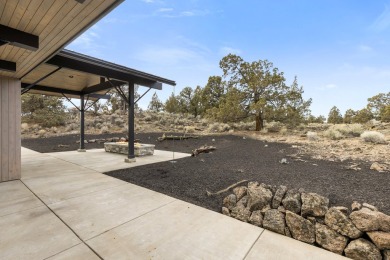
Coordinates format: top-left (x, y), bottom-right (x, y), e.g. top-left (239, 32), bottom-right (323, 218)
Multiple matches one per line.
top-left (0, 60), bottom-right (16, 72)
top-left (0, 24), bottom-right (39, 51)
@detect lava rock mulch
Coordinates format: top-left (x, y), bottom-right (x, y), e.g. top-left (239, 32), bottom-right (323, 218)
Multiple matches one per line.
top-left (22, 133), bottom-right (390, 215)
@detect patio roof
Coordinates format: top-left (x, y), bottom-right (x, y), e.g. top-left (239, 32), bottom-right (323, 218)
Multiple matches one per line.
top-left (0, 0), bottom-right (124, 79)
top-left (21, 49), bottom-right (176, 99)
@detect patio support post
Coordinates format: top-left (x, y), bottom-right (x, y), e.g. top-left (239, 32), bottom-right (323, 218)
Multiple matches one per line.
top-left (78, 94), bottom-right (86, 152)
top-left (125, 82), bottom-right (136, 162)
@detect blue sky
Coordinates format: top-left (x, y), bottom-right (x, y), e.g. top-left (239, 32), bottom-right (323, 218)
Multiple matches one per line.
top-left (67, 0), bottom-right (390, 117)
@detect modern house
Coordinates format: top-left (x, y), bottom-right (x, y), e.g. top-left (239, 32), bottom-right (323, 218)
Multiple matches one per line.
top-left (0, 0), bottom-right (175, 182)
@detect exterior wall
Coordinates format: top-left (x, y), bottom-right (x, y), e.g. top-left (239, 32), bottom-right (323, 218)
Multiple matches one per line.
top-left (0, 77), bottom-right (21, 182)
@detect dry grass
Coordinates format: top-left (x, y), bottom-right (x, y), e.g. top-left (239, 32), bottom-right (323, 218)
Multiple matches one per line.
top-left (307, 131), bottom-right (319, 141)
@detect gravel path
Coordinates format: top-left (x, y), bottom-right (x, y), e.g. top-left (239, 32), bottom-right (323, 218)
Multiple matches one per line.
top-left (22, 133), bottom-right (390, 215)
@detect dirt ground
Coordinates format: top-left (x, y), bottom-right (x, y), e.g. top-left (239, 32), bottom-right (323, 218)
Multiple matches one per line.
top-left (22, 133), bottom-right (390, 215)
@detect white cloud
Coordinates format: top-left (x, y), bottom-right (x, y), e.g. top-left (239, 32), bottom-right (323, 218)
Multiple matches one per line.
top-left (371, 4), bottom-right (390, 31)
top-left (219, 46), bottom-right (242, 56)
top-left (157, 8), bottom-right (173, 12)
top-left (142, 0), bottom-right (155, 3)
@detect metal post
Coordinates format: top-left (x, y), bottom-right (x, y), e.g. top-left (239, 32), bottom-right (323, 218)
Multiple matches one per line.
top-left (78, 94), bottom-right (86, 152)
top-left (125, 82), bottom-right (136, 162)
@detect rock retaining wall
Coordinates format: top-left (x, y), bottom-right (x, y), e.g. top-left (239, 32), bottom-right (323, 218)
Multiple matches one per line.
top-left (222, 182), bottom-right (390, 259)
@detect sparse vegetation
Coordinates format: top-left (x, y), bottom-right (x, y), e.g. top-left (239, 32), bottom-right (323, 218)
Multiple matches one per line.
top-left (307, 131), bottom-right (319, 141)
top-left (361, 131), bottom-right (386, 144)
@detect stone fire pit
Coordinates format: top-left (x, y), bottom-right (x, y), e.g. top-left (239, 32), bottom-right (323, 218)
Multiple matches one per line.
top-left (104, 142), bottom-right (155, 156)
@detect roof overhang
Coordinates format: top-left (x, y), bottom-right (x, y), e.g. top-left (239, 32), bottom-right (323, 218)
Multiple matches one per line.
top-left (0, 0), bottom-right (124, 78)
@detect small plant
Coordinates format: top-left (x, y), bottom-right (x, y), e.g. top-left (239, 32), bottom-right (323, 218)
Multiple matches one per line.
top-left (361, 131), bottom-right (386, 144)
top-left (207, 122), bottom-right (230, 132)
top-left (37, 129), bottom-right (46, 137)
top-left (333, 124), bottom-right (364, 137)
top-left (100, 126), bottom-right (109, 134)
top-left (324, 128), bottom-right (344, 140)
top-left (307, 131), bottom-right (319, 141)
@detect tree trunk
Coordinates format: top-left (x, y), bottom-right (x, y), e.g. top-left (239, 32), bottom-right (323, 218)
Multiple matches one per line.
top-left (255, 112), bottom-right (264, 131)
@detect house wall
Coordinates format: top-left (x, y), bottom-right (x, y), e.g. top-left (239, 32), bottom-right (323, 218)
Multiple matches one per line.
top-left (0, 77), bottom-right (21, 182)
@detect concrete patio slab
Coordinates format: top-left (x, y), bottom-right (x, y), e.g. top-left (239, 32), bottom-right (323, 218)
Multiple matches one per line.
top-left (47, 148), bottom-right (191, 173)
top-left (23, 173), bottom-right (127, 205)
top-left (245, 230), bottom-right (347, 260)
top-left (87, 200), bottom-right (263, 259)
top-left (8, 148), bottom-right (348, 260)
top-left (0, 206), bottom-right (81, 260)
top-left (0, 180), bottom-right (43, 217)
top-left (46, 244), bottom-right (99, 260)
top-left (49, 183), bottom-right (176, 240)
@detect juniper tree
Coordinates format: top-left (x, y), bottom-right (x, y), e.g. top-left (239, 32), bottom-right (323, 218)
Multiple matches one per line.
top-left (327, 106), bottom-right (343, 124)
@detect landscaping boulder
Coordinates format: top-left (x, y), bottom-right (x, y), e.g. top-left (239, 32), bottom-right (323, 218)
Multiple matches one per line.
top-left (271, 185), bottom-right (287, 209)
top-left (263, 209), bottom-right (286, 235)
top-left (233, 186), bottom-right (247, 201)
top-left (230, 206), bottom-right (251, 222)
top-left (344, 238), bottom-right (382, 260)
top-left (236, 195), bottom-right (248, 208)
top-left (282, 189), bottom-right (302, 214)
top-left (285, 211), bottom-right (315, 244)
top-left (247, 186), bottom-right (273, 211)
top-left (221, 207), bottom-right (230, 216)
top-left (363, 203), bottom-right (378, 212)
top-left (367, 231), bottom-right (390, 250)
top-left (325, 207), bottom-right (363, 239)
top-left (284, 227), bottom-right (292, 237)
top-left (301, 192), bottom-right (329, 217)
top-left (223, 194), bottom-right (237, 211)
top-left (315, 223), bottom-right (348, 255)
top-left (248, 181), bottom-right (259, 189)
top-left (352, 201), bottom-right (362, 211)
top-left (249, 210), bottom-right (263, 227)
top-left (333, 206), bottom-right (349, 215)
top-left (384, 250), bottom-right (390, 260)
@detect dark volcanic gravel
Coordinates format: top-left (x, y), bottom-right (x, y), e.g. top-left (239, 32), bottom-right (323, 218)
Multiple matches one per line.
top-left (22, 133), bottom-right (390, 215)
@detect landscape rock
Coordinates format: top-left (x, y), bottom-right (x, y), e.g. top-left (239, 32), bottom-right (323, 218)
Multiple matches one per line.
top-left (233, 186), bottom-right (247, 201)
top-left (325, 207), bottom-right (363, 239)
top-left (271, 185), bottom-right (287, 209)
top-left (284, 227), bottom-right (292, 237)
top-left (370, 162), bottom-right (386, 172)
top-left (247, 186), bottom-right (273, 211)
top-left (263, 209), bottom-right (286, 235)
top-left (301, 192), bottom-right (329, 217)
top-left (351, 201), bottom-right (362, 211)
top-left (223, 194), bottom-right (237, 210)
top-left (282, 189), bottom-right (302, 214)
top-left (333, 206), bottom-right (349, 215)
top-left (236, 195), bottom-right (248, 208)
top-left (363, 203), bottom-right (378, 212)
top-left (344, 238), bottom-right (382, 260)
top-left (221, 207), bottom-right (230, 216)
top-left (367, 231), bottom-right (390, 250)
top-left (247, 181), bottom-right (259, 189)
top-left (230, 206), bottom-right (251, 222)
top-left (384, 250), bottom-right (390, 260)
top-left (286, 211), bottom-right (315, 244)
top-left (249, 210), bottom-right (263, 227)
top-left (315, 223), bottom-right (348, 255)
top-left (307, 216), bottom-right (316, 225)
top-left (260, 204), bottom-right (271, 214)
top-left (350, 207), bottom-right (380, 232)
top-left (277, 205), bottom-right (286, 213)
top-left (350, 206), bottom-right (390, 232)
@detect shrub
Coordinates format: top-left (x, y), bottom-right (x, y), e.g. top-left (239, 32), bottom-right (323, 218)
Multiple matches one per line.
top-left (266, 121), bottom-right (284, 133)
top-left (114, 118), bottom-right (124, 126)
top-left (184, 126), bottom-right (196, 133)
top-left (307, 131), bottom-right (319, 141)
top-left (361, 131), bottom-right (386, 144)
top-left (207, 122), bottom-right (230, 132)
top-left (333, 124), bottom-right (364, 137)
top-left (324, 129), bottom-right (344, 140)
top-left (37, 129), bottom-right (46, 137)
top-left (100, 126), bottom-right (109, 134)
top-left (21, 123), bottom-right (29, 133)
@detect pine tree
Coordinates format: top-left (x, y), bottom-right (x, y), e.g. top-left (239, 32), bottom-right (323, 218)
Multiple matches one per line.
top-left (327, 106), bottom-right (343, 124)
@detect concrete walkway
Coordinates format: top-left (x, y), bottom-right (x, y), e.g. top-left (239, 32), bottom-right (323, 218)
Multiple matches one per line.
top-left (0, 148), bottom-right (347, 259)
